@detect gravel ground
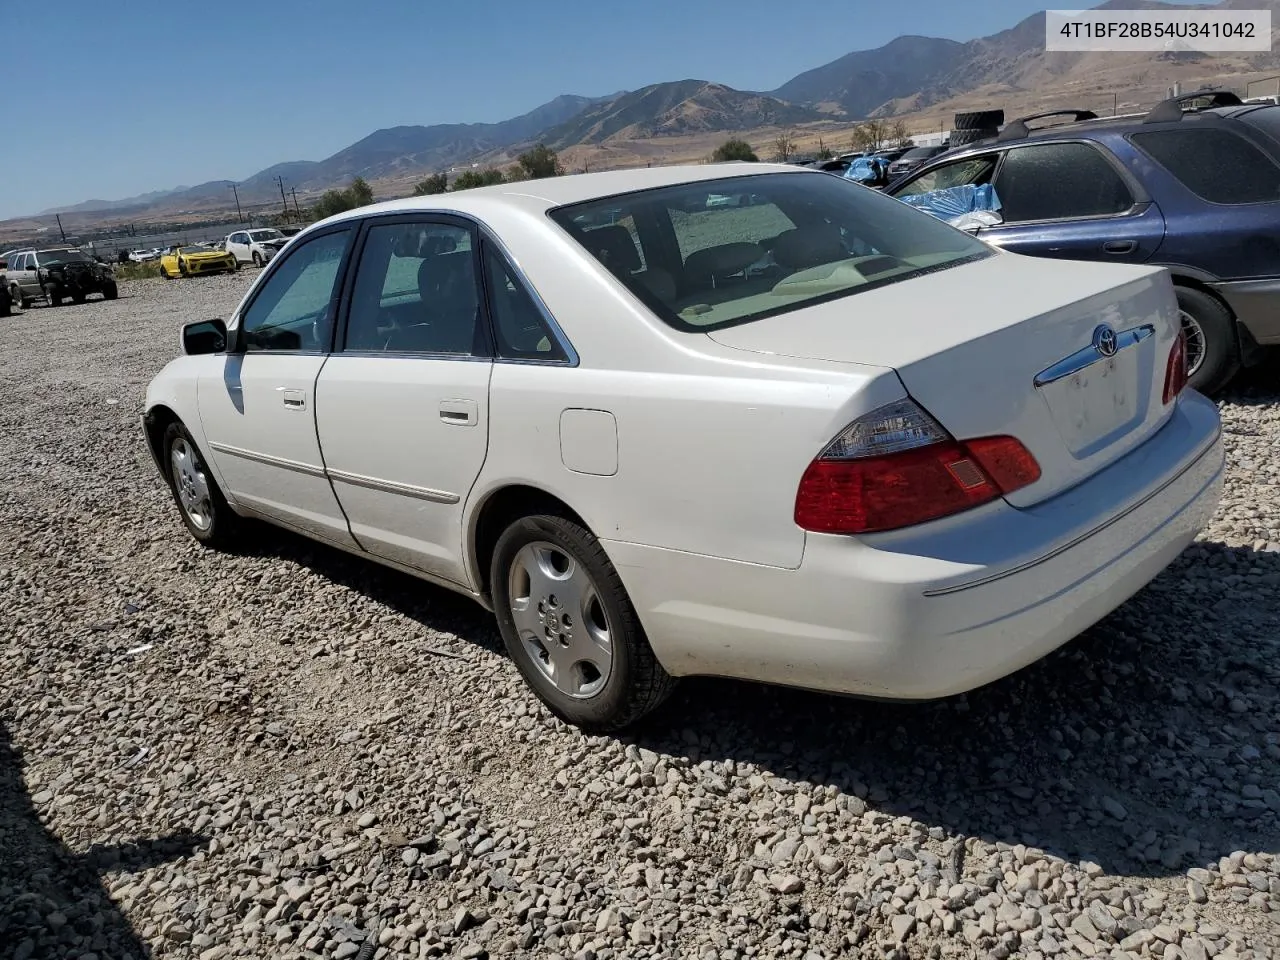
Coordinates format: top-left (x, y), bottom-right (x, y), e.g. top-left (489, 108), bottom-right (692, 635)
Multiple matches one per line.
top-left (1, 273), bottom-right (1278, 960)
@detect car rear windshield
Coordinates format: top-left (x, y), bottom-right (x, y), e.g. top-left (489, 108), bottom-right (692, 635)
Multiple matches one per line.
top-left (548, 172), bottom-right (991, 332)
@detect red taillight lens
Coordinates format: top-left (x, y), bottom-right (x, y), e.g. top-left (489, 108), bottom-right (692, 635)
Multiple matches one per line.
top-left (794, 401), bottom-right (1041, 535)
top-left (1163, 330), bottom-right (1188, 404)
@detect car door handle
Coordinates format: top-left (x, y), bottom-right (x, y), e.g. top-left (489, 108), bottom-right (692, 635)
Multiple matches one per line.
top-left (278, 387), bottom-right (306, 410)
top-left (1103, 240), bottom-right (1136, 255)
top-left (439, 398), bottom-right (478, 426)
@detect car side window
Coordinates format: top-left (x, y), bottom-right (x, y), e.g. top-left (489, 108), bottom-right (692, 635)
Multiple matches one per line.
top-left (993, 142), bottom-right (1134, 222)
top-left (238, 229), bottom-right (352, 353)
top-left (481, 241), bottom-right (568, 362)
top-left (343, 221), bottom-right (484, 356)
top-left (894, 156), bottom-right (999, 197)
top-left (1129, 127), bottom-right (1280, 204)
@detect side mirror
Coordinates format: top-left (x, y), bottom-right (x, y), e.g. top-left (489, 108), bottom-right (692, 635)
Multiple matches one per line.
top-left (182, 318), bottom-right (227, 355)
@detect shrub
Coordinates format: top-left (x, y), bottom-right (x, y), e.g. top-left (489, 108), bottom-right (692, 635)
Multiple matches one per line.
top-left (712, 138), bottom-right (758, 162)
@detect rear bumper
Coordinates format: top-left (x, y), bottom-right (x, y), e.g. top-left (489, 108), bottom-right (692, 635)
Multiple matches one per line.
top-left (1211, 277), bottom-right (1280, 345)
top-left (606, 391), bottom-right (1223, 699)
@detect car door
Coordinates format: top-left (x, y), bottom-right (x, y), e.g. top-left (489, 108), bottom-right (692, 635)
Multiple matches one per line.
top-left (976, 140), bottom-right (1165, 263)
top-left (196, 225), bottom-right (360, 547)
top-left (314, 216), bottom-right (495, 586)
top-left (14, 253), bottom-right (36, 297)
top-left (228, 232), bottom-right (249, 263)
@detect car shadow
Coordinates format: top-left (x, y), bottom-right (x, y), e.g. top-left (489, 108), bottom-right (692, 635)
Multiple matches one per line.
top-left (0, 722), bottom-right (208, 959)
top-left (240, 513), bottom-right (1279, 880)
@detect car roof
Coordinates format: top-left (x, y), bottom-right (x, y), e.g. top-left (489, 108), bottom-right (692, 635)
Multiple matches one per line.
top-left (316, 162), bottom-right (807, 228)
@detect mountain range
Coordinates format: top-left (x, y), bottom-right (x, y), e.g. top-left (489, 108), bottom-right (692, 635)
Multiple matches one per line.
top-left (30, 0), bottom-right (1280, 222)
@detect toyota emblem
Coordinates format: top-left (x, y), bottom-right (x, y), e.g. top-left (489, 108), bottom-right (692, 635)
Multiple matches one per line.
top-left (1093, 324), bottom-right (1118, 358)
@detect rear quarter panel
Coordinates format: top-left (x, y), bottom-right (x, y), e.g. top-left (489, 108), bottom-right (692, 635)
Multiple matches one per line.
top-left (467, 200), bottom-right (904, 572)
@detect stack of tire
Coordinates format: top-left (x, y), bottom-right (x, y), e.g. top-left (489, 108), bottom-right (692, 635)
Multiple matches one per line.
top-left (951, 110), bottom-right (1004, 147)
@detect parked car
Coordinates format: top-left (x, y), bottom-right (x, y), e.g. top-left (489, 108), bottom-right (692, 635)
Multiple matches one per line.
top-left (144, 164), bottom-right (1222, 730)
top-left (0, 256), bottom-right (10, 317)
top-left (886, 145), bottom-right (949, 181)
top-left (225, 228), bottom-right (289, 267)
top-left (129, 249), bottom-right (160, 262)
top-left (159, 245), bottom-right (239, 279)
top-left (6, 247), bottom-right (118, 306)
top-left (885, 93), bottom-right (1280, 393)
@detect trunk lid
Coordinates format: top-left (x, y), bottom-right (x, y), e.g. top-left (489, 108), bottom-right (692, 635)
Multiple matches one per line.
top-left (704, 251), bottom-right (1181, 506)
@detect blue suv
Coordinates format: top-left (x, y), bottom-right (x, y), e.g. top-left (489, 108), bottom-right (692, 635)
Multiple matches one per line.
top-left (885, 92), bottom-right (1280, 393)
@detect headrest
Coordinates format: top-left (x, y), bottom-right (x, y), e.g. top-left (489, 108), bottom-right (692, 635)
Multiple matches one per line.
top-left (683, 242), bottom-right (762, 282)
top-left (583, 225), bottom-right (641, 273)
top-left (770, 224), bottom-right (846, 270)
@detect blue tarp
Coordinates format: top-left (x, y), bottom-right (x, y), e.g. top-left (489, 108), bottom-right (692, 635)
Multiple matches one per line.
top-left (844, 156), bottom-right (888, 183)
top-left (897, 183), bottom-right (1002, 221)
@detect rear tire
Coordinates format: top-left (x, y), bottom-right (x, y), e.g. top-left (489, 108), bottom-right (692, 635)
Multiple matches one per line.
top-left (1175, 285), bottom-right (1239, 395)
top-left (163, 421), bottom-right (241, 549)
top-left (490, 513), bottom-right (676, 731)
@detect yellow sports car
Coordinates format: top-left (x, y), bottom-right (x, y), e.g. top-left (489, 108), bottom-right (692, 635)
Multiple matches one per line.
top-left (159, 244), bottom-right (238, 279)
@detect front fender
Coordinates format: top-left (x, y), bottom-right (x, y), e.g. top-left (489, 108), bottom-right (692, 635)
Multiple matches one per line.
top-left (143, 355), bottom-right (216, 484)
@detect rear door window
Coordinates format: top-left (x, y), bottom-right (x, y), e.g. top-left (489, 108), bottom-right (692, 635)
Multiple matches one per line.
top-left (993, 142), bottom-right (1134, 222)
top-left (1129, 127), bottom-right (1280, 204)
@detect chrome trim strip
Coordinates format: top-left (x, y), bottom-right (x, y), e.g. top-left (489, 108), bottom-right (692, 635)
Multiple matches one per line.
top-left (922, 422), bottom-right (1221, 597)
top-left (326, 468), bottom-right (460, 504)
top-left (208, 442), bottom-right (328, 478)
top-left (1034, 323), bottom-right (1155, 387)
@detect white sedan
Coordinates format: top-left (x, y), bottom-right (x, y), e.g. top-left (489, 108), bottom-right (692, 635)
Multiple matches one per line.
top-left (144, 164), bottom-right (1224, 730)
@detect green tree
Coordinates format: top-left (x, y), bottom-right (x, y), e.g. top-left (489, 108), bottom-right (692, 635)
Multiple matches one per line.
top-left (311, 177), bottom-right (376, 219)
top-left (516, 144), bottom-right (563, 179)
top-left (712, 138), bottom-right (758, 162)
top-left (413, 173), bottom-right (449, 195)
top-left (348, 176), bottom-right (374, 207)
top-left (451, 168), bottom-right (506, 190)
top-left (851, 120), bottom-right (890, 153)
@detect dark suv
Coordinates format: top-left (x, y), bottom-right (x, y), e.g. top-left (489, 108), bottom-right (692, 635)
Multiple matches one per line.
top-left (886, 92), bottom-right (1280, 393)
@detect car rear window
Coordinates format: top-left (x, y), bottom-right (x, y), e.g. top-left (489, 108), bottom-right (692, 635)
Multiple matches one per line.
top-left (1129, 127), bottom-right (1280, 204)
top-left (548, 172), bottom-right (992, 333)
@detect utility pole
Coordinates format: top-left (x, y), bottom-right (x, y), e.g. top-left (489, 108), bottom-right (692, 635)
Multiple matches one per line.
top-left (55, 214), bottom-right (67, 243)
top-left (227, 182), bottom-right (243, 224)
top-left (274, 176), bottom-right (288, 218)
top-left (1113, 92), bottom-right (1118, 116)
top-left (289, 186), bottom-right (300, 218)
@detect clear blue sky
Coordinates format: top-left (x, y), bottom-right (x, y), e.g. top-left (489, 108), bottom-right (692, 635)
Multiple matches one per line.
top-left (4, 0), bottom-right (1060, 218)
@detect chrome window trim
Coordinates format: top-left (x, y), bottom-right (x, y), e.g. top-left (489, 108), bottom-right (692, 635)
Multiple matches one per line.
top-left (344, 208), bottom-right (579, 368)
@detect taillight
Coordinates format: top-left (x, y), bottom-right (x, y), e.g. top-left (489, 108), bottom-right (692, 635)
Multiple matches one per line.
top-left (794, 399), bottom-right (1041, 535)
top-left (1162, 329), bottom-right (1188, 404)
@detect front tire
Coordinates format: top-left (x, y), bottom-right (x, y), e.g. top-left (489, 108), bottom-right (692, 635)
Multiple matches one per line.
top-left (252, 251), bottom-right (263, 268)
top-left (490, 514), bottom-right (675, 731)
top-left (45, 283), bottom-right (62, 307)
top-left (160, 265), bottom-right (171, 279)
top-left (163, 421), bottom-right (241, 548)
top-left (103, 281), bottom-right (118, 300)
top-left (1175, 285), bottom-right (1238, 395)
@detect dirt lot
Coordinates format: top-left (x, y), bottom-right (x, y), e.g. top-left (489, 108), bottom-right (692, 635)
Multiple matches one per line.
top-left (1, 274), bottom-right (1278, 960)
